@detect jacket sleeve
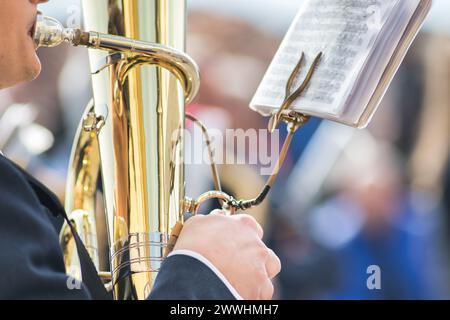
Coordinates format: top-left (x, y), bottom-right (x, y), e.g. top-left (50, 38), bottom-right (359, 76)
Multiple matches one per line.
top-left (0, 157), bottom-right (236, 300)
top-left (148, 254), bottom-right (237, 300)
top-left (0, 158), bottom-right (91, 299)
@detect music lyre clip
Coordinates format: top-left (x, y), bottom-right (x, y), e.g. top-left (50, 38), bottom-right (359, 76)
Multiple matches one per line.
top-left (268, 51), bottom-right (323, 133)
top-left (225, 51), bottom-right (324, 210)
top-left (187, 51), bottom-right (323, 213)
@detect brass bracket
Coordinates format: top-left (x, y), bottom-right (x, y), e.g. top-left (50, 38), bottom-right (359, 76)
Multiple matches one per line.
top-left (82, 104), bottom-right (108, 133)
top-left (82, 112), bottom-right (105, 133)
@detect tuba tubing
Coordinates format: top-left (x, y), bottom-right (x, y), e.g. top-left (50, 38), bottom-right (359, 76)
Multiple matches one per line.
top-left (35, 0), bottom-right (196, 300)
top-left (34, 14), bottom-right (200, 104)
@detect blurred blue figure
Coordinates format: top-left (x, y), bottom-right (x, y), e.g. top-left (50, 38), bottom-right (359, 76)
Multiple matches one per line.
top-left (311, 194), bottom-right (445, 299)
top-left (308, 143), bottom-right (447, 299)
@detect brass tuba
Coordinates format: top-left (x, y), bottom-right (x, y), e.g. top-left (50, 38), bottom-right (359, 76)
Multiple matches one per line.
top-left (36, 0), bottom-right (198, 300)
top-left (34, 0), bottom-right (313, 300)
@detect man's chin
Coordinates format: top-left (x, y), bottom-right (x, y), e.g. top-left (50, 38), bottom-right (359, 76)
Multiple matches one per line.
top-left (0, 53), bottom-right (41, 90)
top-left (24, 56), bottom-right (42, 82)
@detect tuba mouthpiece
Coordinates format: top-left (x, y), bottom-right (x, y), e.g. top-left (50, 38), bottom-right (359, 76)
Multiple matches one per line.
top-left (34, 13), bottom-right (88, 49)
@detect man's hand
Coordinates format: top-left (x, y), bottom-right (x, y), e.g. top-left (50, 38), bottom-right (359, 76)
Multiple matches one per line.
top-left (173, 210), bottom-right (281, 300)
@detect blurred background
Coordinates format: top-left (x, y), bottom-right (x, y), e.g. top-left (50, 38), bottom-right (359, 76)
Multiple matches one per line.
top-left (1, 0), bottom-right (449, 299)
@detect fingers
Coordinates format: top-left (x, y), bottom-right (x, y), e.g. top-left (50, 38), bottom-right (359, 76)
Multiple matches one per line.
top-left (194, 209), bottom-right (279, 300)
top-left (258, 249), bottom-right (280, 299)
top-left (259, 279), bottom-right (275, 300)
top-left (209, 211), bottom-right (264, 239)
top-left (265, 249), bottom-right (281, 279)
top-left (235, 214), bottom-right (264, 239)
top-left (210, 209), bottom-right (227, 216)
top-left (208, 211), bottom-right (277, 278)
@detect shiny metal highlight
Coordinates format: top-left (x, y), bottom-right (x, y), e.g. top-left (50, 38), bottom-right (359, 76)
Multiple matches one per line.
top-left (47, 0), bottom-right (194, 300)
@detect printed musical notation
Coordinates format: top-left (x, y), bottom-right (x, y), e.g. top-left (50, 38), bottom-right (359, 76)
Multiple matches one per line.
top-left (252, 0), bottom-right (399, 116)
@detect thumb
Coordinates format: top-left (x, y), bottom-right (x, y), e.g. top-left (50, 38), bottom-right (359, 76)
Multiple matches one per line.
top-left (209, 209), bottom-right (231, 216)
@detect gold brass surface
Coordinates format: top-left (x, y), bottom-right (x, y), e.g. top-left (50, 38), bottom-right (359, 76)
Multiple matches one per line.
top-left (56, 0), bottom-right (191, 300)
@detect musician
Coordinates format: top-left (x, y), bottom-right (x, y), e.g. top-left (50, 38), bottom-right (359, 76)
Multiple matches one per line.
top-left (0, 0), bottom-right (280, 300)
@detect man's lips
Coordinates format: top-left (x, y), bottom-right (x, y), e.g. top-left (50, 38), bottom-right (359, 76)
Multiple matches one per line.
top-left (27, 12), bottom-right (39, 50)
top-left (27, 13), bottom-right (37, 40)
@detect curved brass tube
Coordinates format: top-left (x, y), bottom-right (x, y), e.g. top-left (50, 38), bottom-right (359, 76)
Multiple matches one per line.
top-left (34, 14), bottom-right (200, 104)
top-left (60, 100), bottom-right (101, 273)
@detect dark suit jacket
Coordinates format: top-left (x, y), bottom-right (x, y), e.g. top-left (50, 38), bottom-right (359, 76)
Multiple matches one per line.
top-left (0, 154), bottom-right (235, 300)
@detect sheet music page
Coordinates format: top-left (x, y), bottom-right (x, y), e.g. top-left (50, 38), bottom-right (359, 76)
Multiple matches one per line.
top-left (251, 0), bottom-right (400, 118)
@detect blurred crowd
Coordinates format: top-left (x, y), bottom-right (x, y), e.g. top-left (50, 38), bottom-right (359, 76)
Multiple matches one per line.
top-left (1, 2), bottom-right (449, 299)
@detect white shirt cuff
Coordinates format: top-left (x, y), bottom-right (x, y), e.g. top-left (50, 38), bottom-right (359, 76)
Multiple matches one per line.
top-left (168, 249), bottom-right (243, 300)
